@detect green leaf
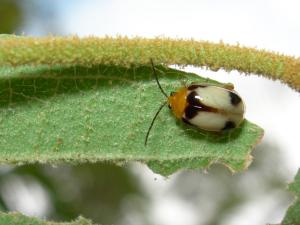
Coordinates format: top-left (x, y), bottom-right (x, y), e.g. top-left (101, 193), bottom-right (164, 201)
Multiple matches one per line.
top-left (281, 169), bottom-right (300, 225)
top-left (0, 64), bottom-right (263, 176)
top-left (0, 212), bottom-right (93, 225)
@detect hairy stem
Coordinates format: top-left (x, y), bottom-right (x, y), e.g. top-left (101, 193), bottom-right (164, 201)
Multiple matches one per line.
top-left (0, 35), bottom-right (299, 91)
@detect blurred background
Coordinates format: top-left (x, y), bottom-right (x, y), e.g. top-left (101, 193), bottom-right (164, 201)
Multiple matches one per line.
top-left (0, 0), bottom-right (299, 225)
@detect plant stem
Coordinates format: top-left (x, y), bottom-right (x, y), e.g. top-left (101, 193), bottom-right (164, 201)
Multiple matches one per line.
top-left (1, 35), bottom-right (299, 91)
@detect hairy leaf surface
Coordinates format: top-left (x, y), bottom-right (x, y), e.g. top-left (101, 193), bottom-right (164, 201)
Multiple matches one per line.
top-left (0, 65), bottom-right (263, 175)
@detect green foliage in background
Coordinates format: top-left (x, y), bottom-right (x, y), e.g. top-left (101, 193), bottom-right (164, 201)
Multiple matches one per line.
top-left (0, 212), bottom-right (92, 225)
top-left (282, 169), bottom-right (300, 225)
top-left (0, 1), bottom-right (22, 33)
top-left (0, 164), bottom-right (143, 224)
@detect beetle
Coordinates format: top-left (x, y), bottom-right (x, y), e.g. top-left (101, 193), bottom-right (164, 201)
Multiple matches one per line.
top-left (144, 59), bottom-right (245, 145)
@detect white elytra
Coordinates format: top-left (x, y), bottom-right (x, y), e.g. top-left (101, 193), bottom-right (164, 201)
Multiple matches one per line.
top-left (195, 86), bottom-right (244, 113)
top-left (183, 86), bottom-right (245, 131)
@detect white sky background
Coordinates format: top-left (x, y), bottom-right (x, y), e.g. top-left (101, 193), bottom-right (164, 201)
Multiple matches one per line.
top-left (18, 1), bottom-right (300, 225)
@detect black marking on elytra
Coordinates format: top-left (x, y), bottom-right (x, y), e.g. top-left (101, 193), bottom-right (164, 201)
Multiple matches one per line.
top-left (187, 91), bottom-right (202, 107)
top-left (182, 117), bottom-right (192, 125)
top-left (187, 91), bottom-right (218, 113)
top-left (222, 121), bottom-right (236, 130)
top-left (184, 105), bottom-right (199, 119)
top-left (229, 92), bottom-right (241, 106)
top-left (187, 84), bottom-right (207, 90)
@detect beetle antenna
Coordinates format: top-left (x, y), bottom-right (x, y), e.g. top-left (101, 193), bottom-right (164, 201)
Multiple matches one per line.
top-left (145, 101), bottom-right (168, 146)
top-left (150, 59), bottom-right (168, 98)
